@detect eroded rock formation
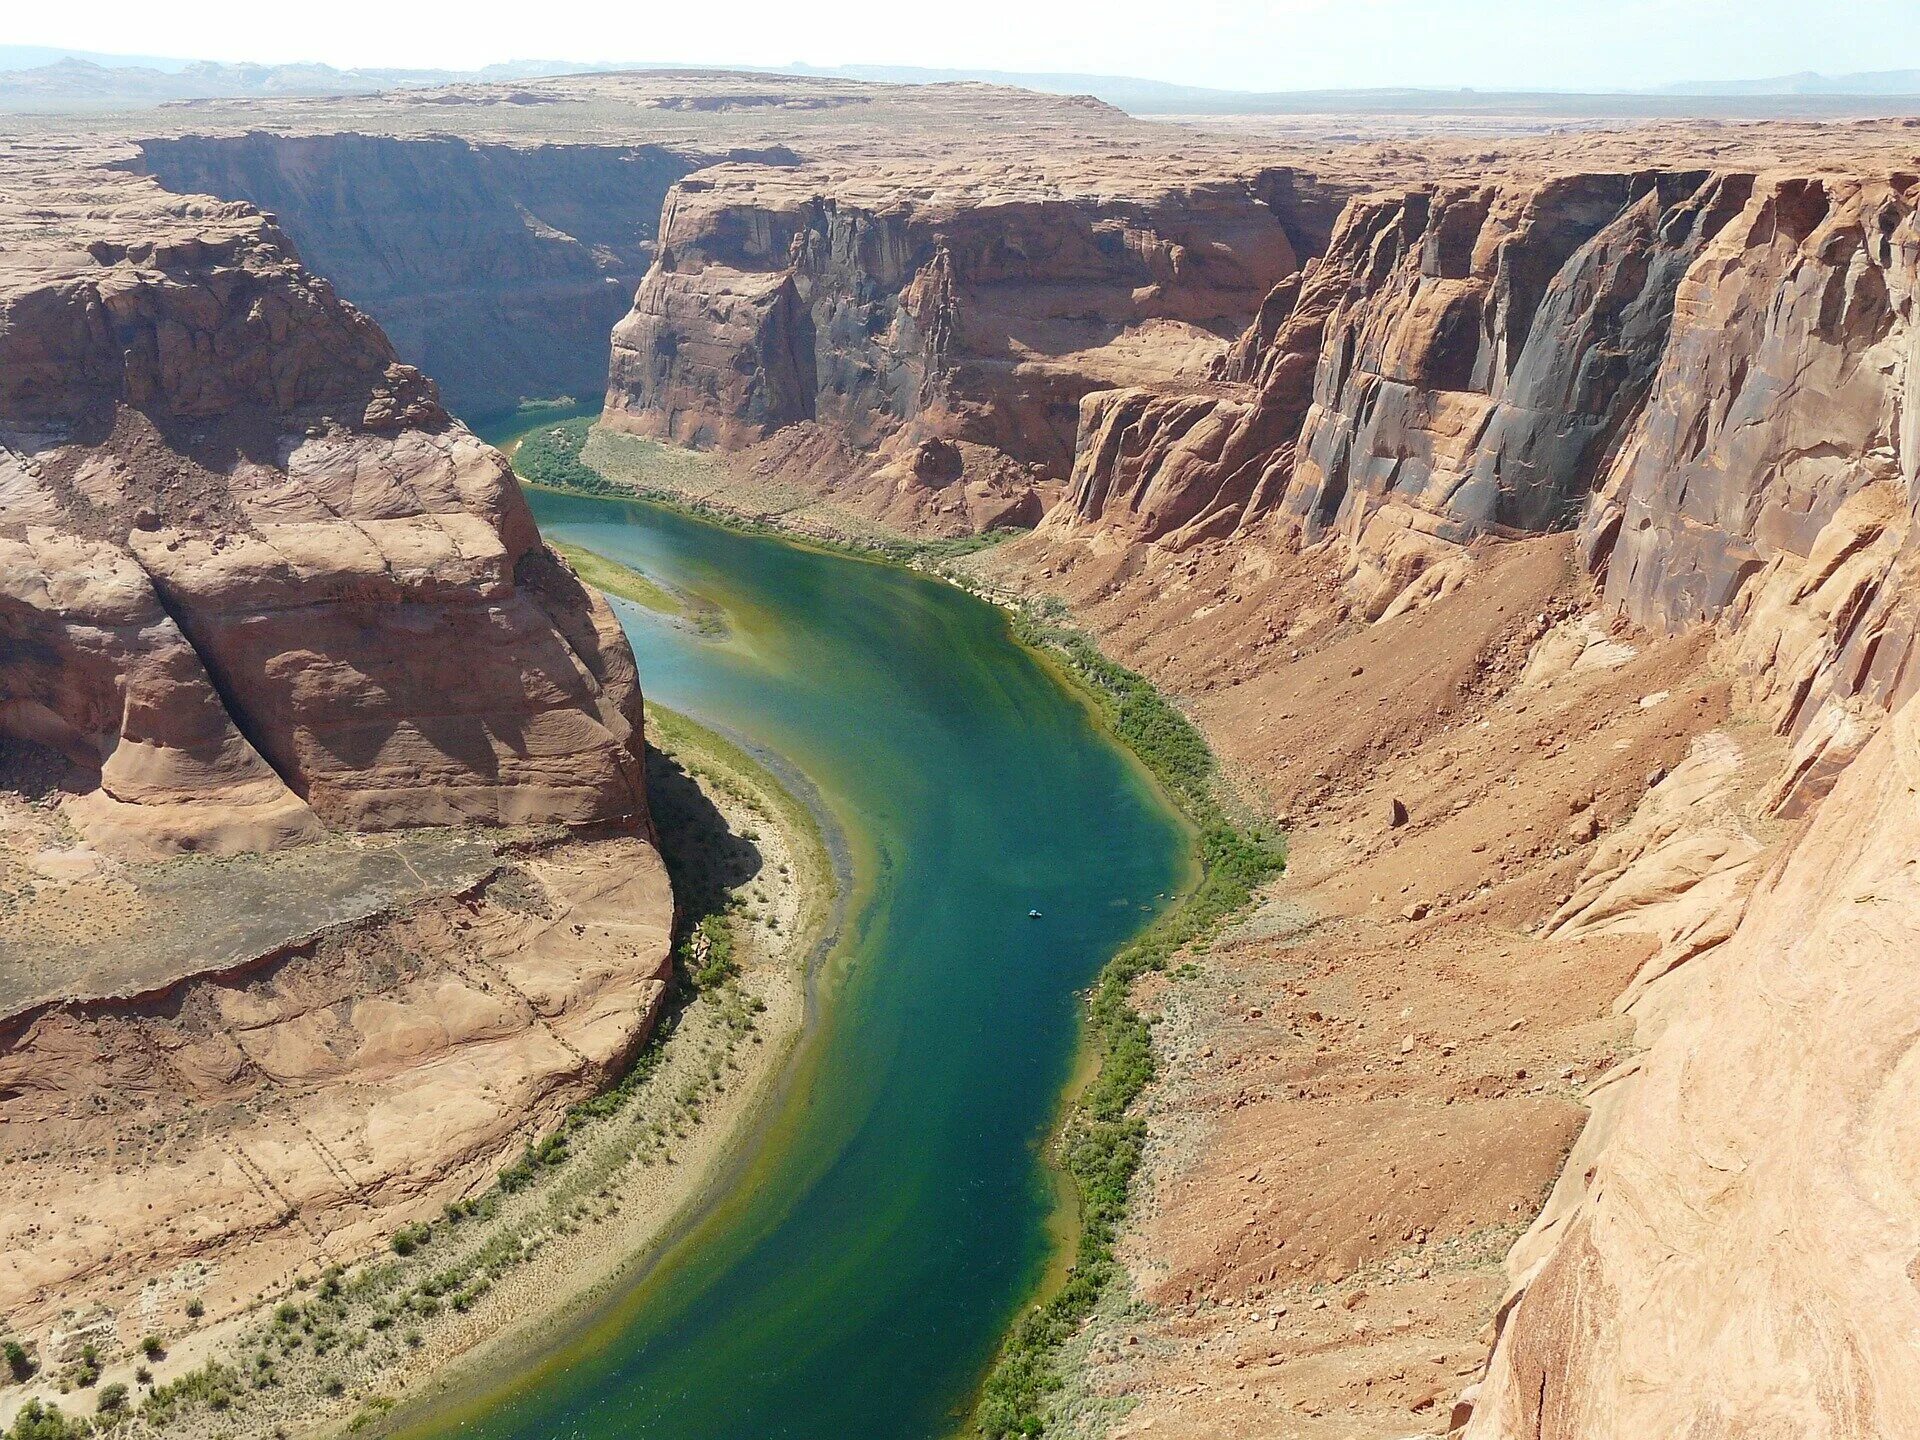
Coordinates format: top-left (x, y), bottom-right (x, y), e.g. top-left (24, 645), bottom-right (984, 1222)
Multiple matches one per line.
top-left (1, 155), bottom-right (650, 855)
top-left (0, 144), bottom-right (674, 1359)
top-left (602, 161), bottom-right (1344, 520)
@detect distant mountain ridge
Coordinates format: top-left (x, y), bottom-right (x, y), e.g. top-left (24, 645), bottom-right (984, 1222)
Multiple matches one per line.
top-left (1655, 67), bottom-right (1920, 95)
top-left (2, 45), bottom-right (1918, 114)
top-left (0, 53), bottom-right (632, 107)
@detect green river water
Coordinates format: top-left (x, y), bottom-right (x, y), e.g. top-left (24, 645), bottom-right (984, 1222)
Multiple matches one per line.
top-left (419, 432), bottom-right (1193, 1440)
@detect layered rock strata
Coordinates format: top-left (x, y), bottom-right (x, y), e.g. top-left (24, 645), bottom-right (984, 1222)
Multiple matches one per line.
top-left (135, 133), bottom-right (713, 416)
top-left (1047, 171), bottom-right (1920, 771)
top-left (0, 154), bottom-right (651, 855)
top-left (1047, 172), bottom-right (1754, 578)
top-left (0, 833), bottom-right (672, 1339)
top-left (601, 162), bottom-right (1345, 520)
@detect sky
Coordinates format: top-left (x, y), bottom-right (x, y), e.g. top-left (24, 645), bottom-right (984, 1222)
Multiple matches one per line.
top-left (8, 0), bottom-right (1920, 92)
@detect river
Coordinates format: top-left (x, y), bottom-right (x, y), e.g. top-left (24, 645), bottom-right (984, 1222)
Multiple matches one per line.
top-left (419, 451), bottom-right (1192, 1439)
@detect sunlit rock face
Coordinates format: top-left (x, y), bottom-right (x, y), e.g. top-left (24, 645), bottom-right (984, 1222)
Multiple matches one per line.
top-left (604, 161), bottom-right (1338, 485)
top-left (0, 157), bottom-right (650, 853)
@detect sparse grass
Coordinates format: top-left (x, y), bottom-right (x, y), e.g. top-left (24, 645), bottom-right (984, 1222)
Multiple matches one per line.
top-left (551, 541), bottom-right (683, 617)
top-left (138, 1361), bottom-right (241, 1426)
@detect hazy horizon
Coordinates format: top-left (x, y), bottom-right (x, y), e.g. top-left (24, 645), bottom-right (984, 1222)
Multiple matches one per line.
top-left (7, 0), bottom-right (1918, 96)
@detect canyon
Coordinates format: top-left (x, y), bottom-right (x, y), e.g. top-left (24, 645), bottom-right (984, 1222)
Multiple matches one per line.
top-left (4, 65), bottom-right (1920, 1440)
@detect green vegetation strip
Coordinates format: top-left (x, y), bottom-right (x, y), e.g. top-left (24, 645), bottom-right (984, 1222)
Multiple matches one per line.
top-left (550, 540), bottom-right (683, 617)
top-left (970, 600), bottom-right (1285, 1440)
top-left (516, 419), bottom-right (1018, 568)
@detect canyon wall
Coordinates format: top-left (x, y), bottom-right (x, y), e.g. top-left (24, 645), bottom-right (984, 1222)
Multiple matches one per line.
top-left (1048, 170), bottom-right (1920, 755)
top-left (1462, 175), bottom-right (1920, 1440)
top-left (134, 133), bottom-right (715, 416)
top-left (0, 168), bottom-right (653, 853)
top-left (1019, 165), bottom-right (1920, 1438)
top-left (1048, 172), bottom-right (1757, 591)
top-left (602, 163), bottom-right (1346, 509)
top-left (0, 151), bottom-right (675, 1348)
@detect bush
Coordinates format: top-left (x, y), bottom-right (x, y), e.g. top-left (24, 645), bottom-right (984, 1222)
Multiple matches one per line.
top-left (138, 1336), bottom-right (163, 1361)
top-left (95, 1383), bottom-right (128, 1414)
top-left (6, 1399), bottom-right (84, 1439)
top-left (183, 1298), bottom-right (204, 1321)
top-left (2, 1339), bottom-right (32, 1380)
top-left (388, 1223), bottom-right (431, 1257)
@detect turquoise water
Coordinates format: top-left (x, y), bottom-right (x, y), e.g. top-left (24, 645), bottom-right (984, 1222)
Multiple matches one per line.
top-left (418, 478), bottom-right (1191, 1440)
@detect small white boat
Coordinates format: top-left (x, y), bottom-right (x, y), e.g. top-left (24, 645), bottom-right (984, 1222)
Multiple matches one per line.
top-left (1028, 908), bottom-right (1044, 919)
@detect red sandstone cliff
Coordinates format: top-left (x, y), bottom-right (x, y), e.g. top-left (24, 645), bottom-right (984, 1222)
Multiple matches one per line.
top-left (0, 147), bottom-right (675, 1351)
top-left (1012, 163), bottom-right (1920, 1437)
top-left (0, 157), bottom-right (651, 854)
top-left (601, 160), bottom-right (1344, 524)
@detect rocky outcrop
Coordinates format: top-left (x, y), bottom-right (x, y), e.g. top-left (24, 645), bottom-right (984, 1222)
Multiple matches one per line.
top-left (135, 133), bottom-right (711, 416)
top-left (0, 160), bottom-right (651, 853)
top-left (0, 147), bottom-right (678, 1368)
top-left (1468, 699), bottom-right (1920, 1440)
top-left (604, 163), bottom-right (1341, 514)
top-left (1, 531), bottom-right (321, 855)
top-left (1446, 172), bottom-right (1920, 1440)
top-left (0, 832), bottom-right (673, 1338)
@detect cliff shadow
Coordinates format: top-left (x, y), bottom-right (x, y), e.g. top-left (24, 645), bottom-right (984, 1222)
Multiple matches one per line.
top-left (644, 743), bottom-right (763, 938)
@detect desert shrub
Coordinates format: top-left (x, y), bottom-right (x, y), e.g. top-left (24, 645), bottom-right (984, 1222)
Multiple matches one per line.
top-left (6, 1399), bottom-right (85, 1439)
